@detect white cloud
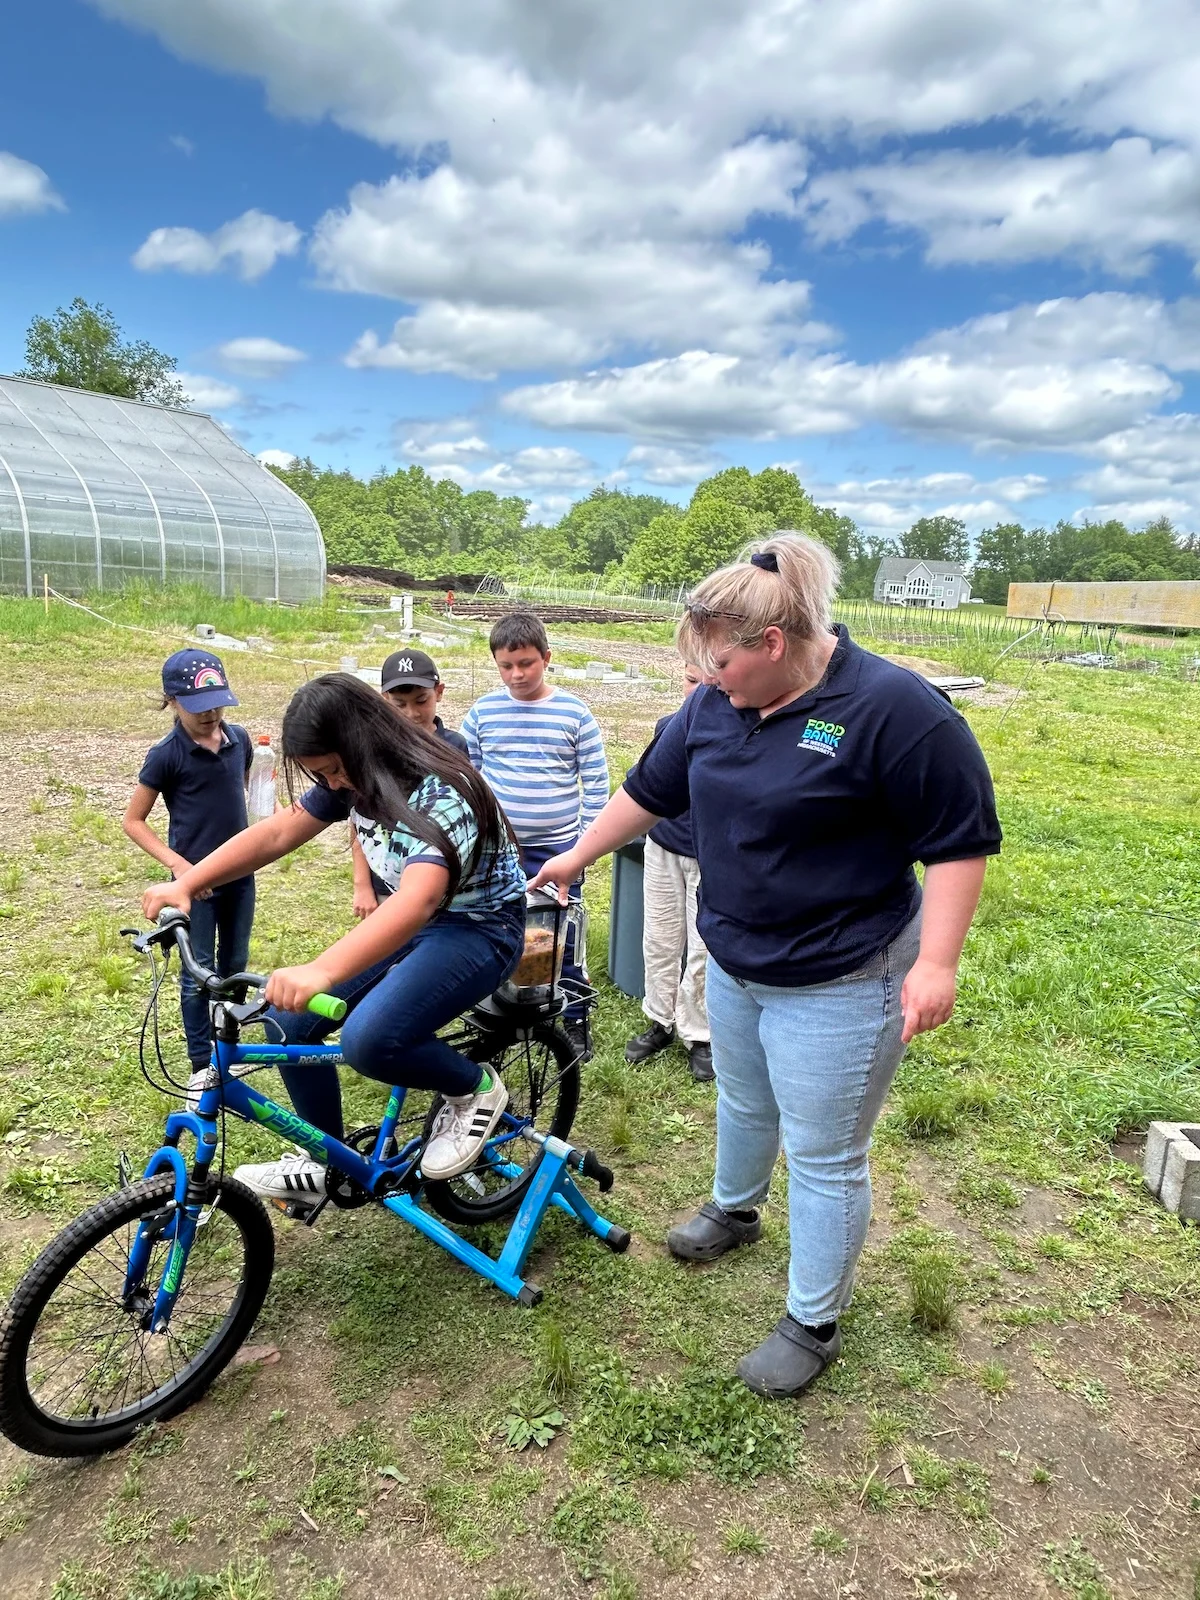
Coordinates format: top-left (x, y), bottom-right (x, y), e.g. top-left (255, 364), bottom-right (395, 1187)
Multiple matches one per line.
top-left (216, 337), bottom-right (308, 376)
top-left (83, 0), bottom-right (1200, 158)
top-left (804, 140), bottom-right (1200, 276)
top-left (257, 448), bottom-right (297, 468)
top-left (169, 134), bottom-right (195, 156)
top-left (177, 372), bottom-right (243, 411)
top-left (504, 333), bottom-right (1175, 449)
top-left (429, 445), bottom-right (598, 494)
top-left (621, 444), bottom-right (724, 486)
top-left (320, 139), bottom-right (819, 378)
top-left (399, 433), bottom-right (495, 466)
top-left (347, 306), bottom-right (598, 381)
top-left (0, 152), bottom-right (64, 216)
top-left (80, 0), bottom-right (1200, 491)
top-left (133, 209), bottom-right (301, 281)
top-left (810, 470), bottom-right (1054, 534)
top-left (916, 293), bottom-right (1200, 372)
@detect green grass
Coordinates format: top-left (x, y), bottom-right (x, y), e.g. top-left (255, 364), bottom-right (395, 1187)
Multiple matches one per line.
top-left (3, 608), bottom-right (1200, 1597)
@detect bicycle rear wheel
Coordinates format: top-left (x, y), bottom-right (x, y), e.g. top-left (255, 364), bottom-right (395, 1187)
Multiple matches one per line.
top-left (422, 1022), bottom-right (579, 1226)
top-left (0, 1174), bottom-right (274, 1456)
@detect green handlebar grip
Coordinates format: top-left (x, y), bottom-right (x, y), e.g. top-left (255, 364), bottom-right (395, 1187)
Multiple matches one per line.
top-left (307, 993), bottom-right (347, 1022)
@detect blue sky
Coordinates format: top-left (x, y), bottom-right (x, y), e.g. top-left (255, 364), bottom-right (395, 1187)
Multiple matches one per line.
top-left (4, 0), bottom-right (1200, 537)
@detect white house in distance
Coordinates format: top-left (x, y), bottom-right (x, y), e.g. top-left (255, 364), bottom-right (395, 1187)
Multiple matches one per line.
top-left (873, 557), bottom-right (972, 610)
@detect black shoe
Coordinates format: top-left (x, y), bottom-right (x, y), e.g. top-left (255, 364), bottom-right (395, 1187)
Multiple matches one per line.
top-left (666, 1200), bottom-right (762, 1262)
top-left (624, 1021), bottom-right (674, 1063)
top-left (735, 1316), bottom-right (842, 1400)
top-left (562, 1020), bottom-right (593, 1064)
top-left (686, 1041), bottom-right (714, 1082)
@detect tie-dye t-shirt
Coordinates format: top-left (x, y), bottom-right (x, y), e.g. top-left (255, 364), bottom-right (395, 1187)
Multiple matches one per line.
top-left (300, 774), bottom-right (525, 917)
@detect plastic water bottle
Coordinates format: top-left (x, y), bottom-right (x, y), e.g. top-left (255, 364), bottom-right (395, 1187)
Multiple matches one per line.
top-left (247, 736), bottom-right (276, 824)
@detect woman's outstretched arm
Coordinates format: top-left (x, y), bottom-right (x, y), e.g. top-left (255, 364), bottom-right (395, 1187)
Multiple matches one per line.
top-left (526, 788), bottom-right (661, 901)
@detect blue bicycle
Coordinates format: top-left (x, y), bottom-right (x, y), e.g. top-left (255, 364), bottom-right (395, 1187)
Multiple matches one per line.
top-left (0, 908), bottom-right (621, 1457)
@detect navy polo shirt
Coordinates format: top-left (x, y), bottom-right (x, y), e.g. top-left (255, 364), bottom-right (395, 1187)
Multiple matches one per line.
top-left (641, 713), bottom-right (696, 858)
top-left (622, 627), bottom-right (1001, 987)
top-left (433, 716), bottom-right (469, 757)
top-left (138, 721), bottom-right (253, 877)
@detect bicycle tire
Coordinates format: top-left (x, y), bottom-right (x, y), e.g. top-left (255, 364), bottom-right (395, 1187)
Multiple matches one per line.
top-left (0, 1174), bottom-right (274, 1457)
top-left (422, 1022), bottom-right (580, 1226)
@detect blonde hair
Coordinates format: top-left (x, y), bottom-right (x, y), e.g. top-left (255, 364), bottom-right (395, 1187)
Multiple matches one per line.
top-left (676, 532), bottom-right (840, 674)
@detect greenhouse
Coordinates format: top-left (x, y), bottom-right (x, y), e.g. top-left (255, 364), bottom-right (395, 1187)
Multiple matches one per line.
top-left (0, 375), bottom-right (325, 602)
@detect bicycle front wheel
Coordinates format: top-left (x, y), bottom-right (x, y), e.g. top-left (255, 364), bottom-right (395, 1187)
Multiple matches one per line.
top-left (422, 1021), bottom-right (580, 1226)
top-left (0, 1174), bottom-right (274, 1456)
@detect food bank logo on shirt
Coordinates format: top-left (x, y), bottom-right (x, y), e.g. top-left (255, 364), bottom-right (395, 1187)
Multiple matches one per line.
top-left (799, 718), bottom-right (844, 757)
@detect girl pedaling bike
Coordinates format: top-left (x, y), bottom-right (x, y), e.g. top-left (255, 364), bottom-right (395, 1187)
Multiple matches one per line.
top-left (143, 672), bottom-right (527, 1201)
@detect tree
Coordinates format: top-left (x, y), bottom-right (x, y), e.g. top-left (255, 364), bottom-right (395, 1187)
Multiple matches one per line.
top-left (19, 298), bottom-right (188, 407)
top-left (553, 486), bottom-right (676, 572)
top-left (901, 515), bottom-right (969, 564)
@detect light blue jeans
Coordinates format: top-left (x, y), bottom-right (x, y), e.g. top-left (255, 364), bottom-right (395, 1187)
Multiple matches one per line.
top-left (706, 912), bottom-right (921, 1326)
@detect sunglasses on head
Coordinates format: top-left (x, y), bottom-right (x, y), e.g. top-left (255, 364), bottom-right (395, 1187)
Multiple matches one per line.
top-left (683, 599), bottom-right (744, 623)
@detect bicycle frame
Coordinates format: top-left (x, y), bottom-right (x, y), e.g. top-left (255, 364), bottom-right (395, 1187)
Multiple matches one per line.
top-left (128, 1027), bottom-right (563, 1326)
top-left (119, 906), bottom-right (619, 1324)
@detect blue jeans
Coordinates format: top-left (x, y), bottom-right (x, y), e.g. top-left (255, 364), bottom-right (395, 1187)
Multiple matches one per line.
top-left (520, 841), bottom-right (586, 1019)
top-left (706, 912), bottom-right (921, 1326)
top-left (181, 877), bottom-right (256, 1067)
top-left (265, 902), bottom-right (525, 1140)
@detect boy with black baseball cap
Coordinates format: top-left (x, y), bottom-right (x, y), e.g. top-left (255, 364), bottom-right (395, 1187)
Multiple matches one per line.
top-left (351, 646), bottom-right (470, 919)
top-left (379, 648), bottom-right (468, 755)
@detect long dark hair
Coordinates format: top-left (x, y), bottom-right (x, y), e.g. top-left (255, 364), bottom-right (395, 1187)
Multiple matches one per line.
top-left (281, 673), bottom-right (512, 902)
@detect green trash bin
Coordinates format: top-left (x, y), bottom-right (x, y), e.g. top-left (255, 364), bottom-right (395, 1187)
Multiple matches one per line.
top-left (608, 837), bottom-right (645, 1000)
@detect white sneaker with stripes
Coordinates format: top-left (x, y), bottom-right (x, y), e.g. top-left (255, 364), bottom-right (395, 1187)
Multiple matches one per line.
top-left (421, 1075), bottom-right (509, 1181)
top-left (233, 1150), bottom-right (326, 1205)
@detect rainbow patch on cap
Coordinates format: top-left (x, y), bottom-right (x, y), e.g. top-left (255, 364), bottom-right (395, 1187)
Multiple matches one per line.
top-left (193, 667), bottom-right (225, 689)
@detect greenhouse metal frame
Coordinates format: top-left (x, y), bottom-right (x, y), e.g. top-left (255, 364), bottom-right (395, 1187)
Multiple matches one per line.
top-left (0, 375), bottom-right (325, 602)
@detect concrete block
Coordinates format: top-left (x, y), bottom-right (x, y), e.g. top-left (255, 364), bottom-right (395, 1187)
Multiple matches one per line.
top-left (585, 661), bottom-right (608, 680)
top-left (1144, 1121), bottom-right (1179, 1197)
top-left (1144, 1122), bottom-right (1200, 1219)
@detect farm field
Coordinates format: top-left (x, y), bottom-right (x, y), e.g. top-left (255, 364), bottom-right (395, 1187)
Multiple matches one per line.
top-left (0, 590), bottom-right (1198, 1599)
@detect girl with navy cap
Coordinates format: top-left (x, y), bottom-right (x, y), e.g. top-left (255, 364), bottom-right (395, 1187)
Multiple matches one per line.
top-left (123, 650), bottom-right (255, 1094)
top-left (531, 534), bottom-right (1001, 1400)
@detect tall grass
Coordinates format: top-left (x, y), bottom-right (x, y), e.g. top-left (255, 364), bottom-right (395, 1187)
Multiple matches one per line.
top-left (0, 583), bottom-right (357, 644)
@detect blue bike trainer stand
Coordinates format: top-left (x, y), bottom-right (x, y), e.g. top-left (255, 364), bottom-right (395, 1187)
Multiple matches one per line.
top-left (384, 1136), bottom-right (630, 1307)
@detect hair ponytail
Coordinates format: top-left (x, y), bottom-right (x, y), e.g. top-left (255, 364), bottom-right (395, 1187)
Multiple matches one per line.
top-left (676, 531), bottom-right (840, 673)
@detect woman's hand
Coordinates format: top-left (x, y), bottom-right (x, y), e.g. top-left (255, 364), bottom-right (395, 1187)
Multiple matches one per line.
top-left (527, 849), bottom-right (584, 904)
top-left (352, 883), bottom-right (379, 921)
top-left (900, 957), bottom-right (957, 1044)
top-left (143, 881), bottom-right (193, 921)
top-left (265, 962), bottom-right (337, 1015)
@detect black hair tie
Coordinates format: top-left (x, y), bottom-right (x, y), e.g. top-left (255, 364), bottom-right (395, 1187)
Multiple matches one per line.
top-left (750, 550), bottom-right (779, 571)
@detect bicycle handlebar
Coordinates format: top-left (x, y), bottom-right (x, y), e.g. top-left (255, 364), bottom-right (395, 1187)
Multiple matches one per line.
top-left (124, 910), bottom-right (347, 1022)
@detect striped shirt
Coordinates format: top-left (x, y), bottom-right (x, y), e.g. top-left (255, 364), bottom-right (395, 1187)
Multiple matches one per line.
top-left (462, 687), bottom-right (610, 849)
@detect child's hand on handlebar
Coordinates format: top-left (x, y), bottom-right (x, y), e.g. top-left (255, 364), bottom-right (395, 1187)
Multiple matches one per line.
top-left (266, 963), bottom-right (337, 1015)
top-left (526, 849), bottom-right (582, 905)
top-left (143, 882), bottom-right (192, 921)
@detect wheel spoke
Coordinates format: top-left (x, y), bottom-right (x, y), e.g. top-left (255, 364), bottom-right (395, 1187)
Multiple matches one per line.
top-left (21, 1191), bottom-right (253, 1431)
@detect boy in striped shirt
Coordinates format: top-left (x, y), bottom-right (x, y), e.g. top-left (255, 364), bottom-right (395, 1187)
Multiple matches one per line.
top-left (462, 612), bottom-right (609, 1057)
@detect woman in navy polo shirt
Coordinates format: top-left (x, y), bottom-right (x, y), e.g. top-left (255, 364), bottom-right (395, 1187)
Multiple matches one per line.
top-left (531, 533), bottom-right (1001, 1399)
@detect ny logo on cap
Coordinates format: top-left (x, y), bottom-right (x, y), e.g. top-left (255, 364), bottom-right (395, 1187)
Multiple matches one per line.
top-left (394, 658), bottom-right (414, 672)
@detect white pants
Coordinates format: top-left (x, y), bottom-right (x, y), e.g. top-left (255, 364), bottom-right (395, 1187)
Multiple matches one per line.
top-left (641, 839), bottom-right (710, 1045)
